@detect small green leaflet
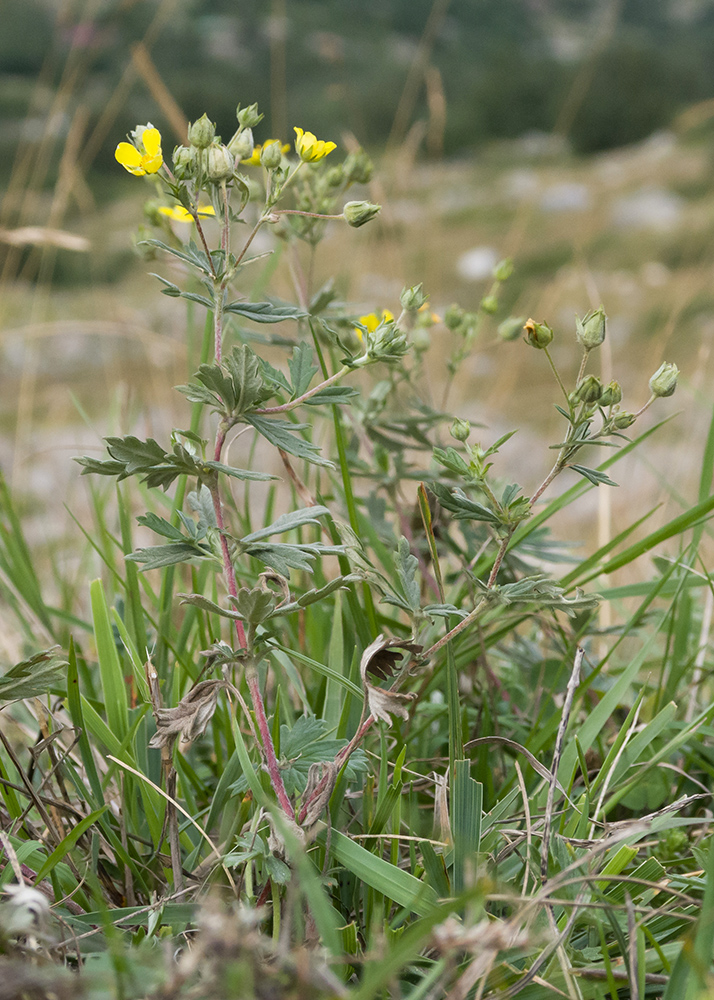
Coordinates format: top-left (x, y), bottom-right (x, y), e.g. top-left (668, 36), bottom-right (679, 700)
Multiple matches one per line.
top-left (288, 343), bottom-right (319, 397)
top-left (0, 648), bottom-right (67, 703)
top-left (224, 300), bottom-right (306, 323)
top-left (247, 415), bottom-right (333, 467)
top-left (570, 464), bottom-right (619, 487)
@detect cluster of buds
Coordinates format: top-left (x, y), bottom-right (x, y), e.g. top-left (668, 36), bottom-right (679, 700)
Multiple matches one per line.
top-left (522, 307), bottom-right (679, 431)
top-left (354, 314), bottom-right (409, 367)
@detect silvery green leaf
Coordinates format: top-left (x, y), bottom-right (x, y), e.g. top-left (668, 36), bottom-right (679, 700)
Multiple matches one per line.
top-left (224, 300), bottom-right (307, 323)
top-left (304, 386), bottom-right (360, 405)
top-left (136, 512), bottom-right (186, 541)
top-left (241, 506), bottom-right (331, 544)
top-left (179, 593), bottom-right (243, 620)
top-left (570, 464), bottom-right (619, 487)
top-left (0, 648), bottom-right (67, 704)
top-left (188, 485), bottom-right (217, 530)
top-left (127, 542), bottom-right (213, 570)
top-left (394, 536), bottom-right (421, 613)
top-left (288, 343), bottom-right (318, 397)
top-left (223, 344), bottom-right (265, 415)
top-left (246, 415), bottom-right (333, 467)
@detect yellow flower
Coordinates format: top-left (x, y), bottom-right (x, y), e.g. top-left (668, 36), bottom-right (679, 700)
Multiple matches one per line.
top-left (242, 141), bottom-right (290, 166)
top-left (355, 310), bottom-right (394, 341)
top-left (158, 204), bottom-right (216, 223)
top-left (115, 125), bottom-right (163, 176)
top-left (293, 127), bottom-right (336, 163)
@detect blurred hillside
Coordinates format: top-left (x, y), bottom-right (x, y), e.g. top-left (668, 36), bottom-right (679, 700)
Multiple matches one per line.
top-left (4, 0), bottom-right (714, 188)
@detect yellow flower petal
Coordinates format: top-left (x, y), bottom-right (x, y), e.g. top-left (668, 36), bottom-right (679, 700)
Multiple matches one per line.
top-left (158, 204), bottom-right (216, 222)
top-left (115, 142), bottom-right (145, 175)
top-left (142, 127), bottom-right (161, 157)
top-left (293, 126), bottom-right (336, 162)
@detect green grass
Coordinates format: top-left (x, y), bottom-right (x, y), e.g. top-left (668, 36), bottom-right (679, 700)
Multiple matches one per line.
top-left (1, 124), bottom-right (714, 1000)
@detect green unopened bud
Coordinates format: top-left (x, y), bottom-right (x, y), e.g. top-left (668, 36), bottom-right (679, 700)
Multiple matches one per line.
top-left (356, 317), bottom-right (409, 366)
top-left (325, 165), bottom-right (345, 188)
top-left (400, 283), bottom-right (428, 313)
top-left (612, 410), bottom-right (636, 429)
top-left (228, 129), bottom-right (254, 161)
top-left (599, 380), bottom-right (622, 407)
top-left (343, 148), bottom-right (374, 185)
top-left (188, 114), bottom-right (216, 149)
top-left (573, 374), bottom-right (603, 405)
top-left (576, 306), bottom-right (607, 350)
top-left (480, 294), bottom-right (499, 315)
top-left (236, 103), bottom-right (263, 129)
top-left (498, 316), bottom-right (526, 342)
top-left (649, 362), bottom-right (679, 398)
top-left (206, 143), bottom-right (235, 182)
top-left (260, 140), bottom-right (283, 169)
top-left (450, 418), bottom-right (471, 442)
top-left (493, 257), bottom-right (514, 282)
top-left (172, 145), bottom-right (196, 180)
top-left (444, 303), bottom-right (466, 331)
top-left (524, 318), bottom-right (553, 349)
top-left (343, 200), bottom-right (381, 228)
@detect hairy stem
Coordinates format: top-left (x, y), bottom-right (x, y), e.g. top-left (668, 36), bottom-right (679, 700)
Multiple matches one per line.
top-left (246, 665), bottom-right (295, 819)
top-left (254, 365), bottom-right (351, 415)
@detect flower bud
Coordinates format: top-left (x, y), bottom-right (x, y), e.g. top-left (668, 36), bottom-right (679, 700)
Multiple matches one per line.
top-left (172, 144), bottom-right (196, 180)
top-left (493, 257), bottom-right (513, 282)
top-left (343, 148), bottom-right (374, 185)
top-left (355, 316), bottom-right (409, 366)
top-left (260, 140), bottom-right (283, 169)
top-left (228, 129), bottom-right (254, 161)
top-left (649, 362), bottom-right (679, 398)
top-left (325, 165), bottom-right (345, 188)
top-left (573, 374), bottom-right (603, 405)
top-left (598, 380), bottom-right (622, 407)
top-left (480, 294), bottom-right (499, 315)
top-left (612, 410), bottom-right (636, 429)
top-left (576, 306), bottom-right (607, 350)
top-left (206, 143), bottom-right (235, 182)
top-left (524, 317), bottom-right (553, 349)
top-left (498, 316), bottom-right (526, 341)
top-left (444, 304), bottom-right (466, 331)
top-left (236, 103), bottom-right (263, 128)
top-left (450, 418), bottom-right (471, 442)
top-left (343, 200), bottom-right (381, 228)
top-left (188, 114), bottom-right (216, 149)
top-left (400, 283), bottom-right (428, 313)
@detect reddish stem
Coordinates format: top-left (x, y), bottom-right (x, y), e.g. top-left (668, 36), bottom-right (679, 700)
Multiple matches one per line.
top-left (247, 667), bottom-right (295, 819)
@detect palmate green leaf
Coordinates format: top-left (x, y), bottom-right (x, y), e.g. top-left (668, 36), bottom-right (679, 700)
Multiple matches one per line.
top-left (223, 344), bottom-right (266, 415)
top-left (243, 541), bottom-right (345, 576)
top-left (430, 482), bottom-right (501, 524)
top-left (288, 342), bottom-right (319, 397)
top-left (224, 300), bottom-right (307, 323)
top-left (0, 647), bottom-right (67, 703)
top-left (247, 414), bottom-right (333, 466)
top-left (432, 446), bottom-right (471, 477)
top-left (192, 362), bottom-right (238, 412)
top-left (272, 715), bottom-right (366, 795)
